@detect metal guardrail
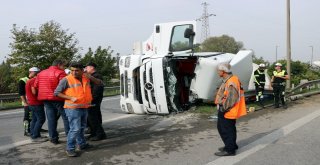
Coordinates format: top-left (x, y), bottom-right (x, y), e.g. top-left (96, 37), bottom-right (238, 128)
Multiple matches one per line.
top-left (288, 79), bottom-right (320, 96)
top-left (0, 86), bottom-right (120, 109)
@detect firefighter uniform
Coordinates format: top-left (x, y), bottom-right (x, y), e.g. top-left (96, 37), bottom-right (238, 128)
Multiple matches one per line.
top-left (272, 64), bottom-right (288, 108)
top-left (254, 64), bottom-right (266, 107)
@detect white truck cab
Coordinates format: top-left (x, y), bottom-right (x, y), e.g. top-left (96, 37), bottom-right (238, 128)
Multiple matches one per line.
top-left (119, 21), bottom-right (267, 115)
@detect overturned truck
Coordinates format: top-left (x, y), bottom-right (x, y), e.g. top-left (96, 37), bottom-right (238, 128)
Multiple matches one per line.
top-left (119, 21), bottom-right (270, 115)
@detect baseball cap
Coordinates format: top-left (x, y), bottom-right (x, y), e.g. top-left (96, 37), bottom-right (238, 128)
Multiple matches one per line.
top-left (29, 67), bottom-right (40, 72)
top-left (275, 63), bottom-right (282, 67)
top-left (86, 62), bottom-right (97, 68)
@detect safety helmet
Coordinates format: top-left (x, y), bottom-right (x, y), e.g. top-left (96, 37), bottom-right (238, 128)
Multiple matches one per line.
top-left (29, 67), bottom-right (40, 72)
top-left (275, 63), bottom-right (282, 67)
top-left (64, 68), bottom-right (71, 74)
top-left (259, 63), bottom-right (266, 68)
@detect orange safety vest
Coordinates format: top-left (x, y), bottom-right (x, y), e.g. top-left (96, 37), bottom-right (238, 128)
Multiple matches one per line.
top-left (63, 75), bottom-right (92, 109)
top-left (215, 75), bottom-right (247, 119)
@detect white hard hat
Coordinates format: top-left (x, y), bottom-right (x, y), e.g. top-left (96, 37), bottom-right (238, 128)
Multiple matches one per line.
top-left (64, 68), bottom-right (71, 74)
top-left (275, 63), bottom-right (282, 67)
top-left (259, 63), bottom-right (266, 68)
top-left (29, 67), bottom-right (40, 72)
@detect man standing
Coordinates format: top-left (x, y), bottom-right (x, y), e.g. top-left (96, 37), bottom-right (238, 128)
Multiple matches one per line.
top-left (18, 71), bottom-right (30, 136)
top-left (271, 63), bottom-right (289, 109)
top-left (214, 63), bottom-right (247, 156)
top-left (26, 67), bottom-right (47, 142)
top-left (54, 62), bottom-right (102, 157)
top-left (85, 62), bottom-right (106, 141)
top-left (34, 59), bottom-right (69, 144)
top-left (254, 63), bottom-right (266, 107)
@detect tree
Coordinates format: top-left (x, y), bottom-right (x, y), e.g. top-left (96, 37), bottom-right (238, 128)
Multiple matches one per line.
top-left (7, 20), bottom-right (80, 79)
top-left (200, 35), bottom-right (244, 54)
top-left (268, 60), bottom-right (320, 85)
top-left (252, 55), bottom-right (270, 66)
top-left (80, 46), bottom-right (117, 84)
top-left (0, 61), bottom-right (15, 93)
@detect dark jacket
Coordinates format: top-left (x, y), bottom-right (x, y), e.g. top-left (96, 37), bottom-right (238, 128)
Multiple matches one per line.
top-left (90, 72), bottom-right (104, 102)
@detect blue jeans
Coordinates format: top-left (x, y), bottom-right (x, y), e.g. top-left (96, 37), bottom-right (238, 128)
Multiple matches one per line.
top-left (44, 101), bottom-right (70, 141)
top-left (29, 105), bottom-right (45, 139)
top-left (65, 108), bottom-right (88, 151)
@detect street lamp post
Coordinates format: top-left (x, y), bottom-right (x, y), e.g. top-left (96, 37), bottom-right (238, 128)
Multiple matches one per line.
top-left (309, 46), bottom-right (313, 66)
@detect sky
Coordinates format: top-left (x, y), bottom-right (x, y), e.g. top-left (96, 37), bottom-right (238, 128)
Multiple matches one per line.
top-left (1, 0), bottom-right (320, 64)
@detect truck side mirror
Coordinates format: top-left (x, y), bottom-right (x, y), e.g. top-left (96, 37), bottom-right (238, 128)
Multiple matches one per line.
top-left (184, 28), bottom-right (195, 38)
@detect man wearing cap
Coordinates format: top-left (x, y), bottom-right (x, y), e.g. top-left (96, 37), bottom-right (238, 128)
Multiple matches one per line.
top-left (214, 63), bottom-right (247, 156)
top-left (85, 62), bottom-right (106, 141)
top-left (271, 63), bottom-right (289, 108)
top-left (18, 67), bottom-right (41, 136)
top-left (254, 64), bottom-right (266, 107)
top-left (25, 67), bottom-right (48, 142)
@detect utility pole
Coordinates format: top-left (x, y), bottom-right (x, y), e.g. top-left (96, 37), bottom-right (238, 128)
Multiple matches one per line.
top-left (309, 46), bottom-right (313, 66)
top-left (286, 0), bottom-right (291, 89)
top-left (196, 2), bottom-right (216, 43)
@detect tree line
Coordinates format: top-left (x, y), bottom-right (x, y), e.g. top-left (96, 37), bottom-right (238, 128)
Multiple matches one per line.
top-left (0, 20), bottom-right (117, 94)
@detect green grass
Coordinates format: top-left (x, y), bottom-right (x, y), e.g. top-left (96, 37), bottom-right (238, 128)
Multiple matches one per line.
top-left (192, 103), bottom-right (216, 115)
top-left (0, 100), bottom-right (22, 110)
top-left (103, 89), bottom-right (120, 97)
top-left (193, 98), bottom-right (275, 115)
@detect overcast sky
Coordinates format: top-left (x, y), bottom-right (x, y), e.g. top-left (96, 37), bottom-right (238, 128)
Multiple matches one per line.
top-left (1, 0), bottom-right (319, 63)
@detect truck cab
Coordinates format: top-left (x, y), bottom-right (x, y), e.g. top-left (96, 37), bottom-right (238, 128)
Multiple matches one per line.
top-left (119, 21), bottom-right (257, 114)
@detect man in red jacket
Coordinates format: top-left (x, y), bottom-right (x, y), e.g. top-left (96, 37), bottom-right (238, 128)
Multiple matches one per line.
top-left (34, 59), bottom-right (70, 144)
top-left (26, 67), bottom-right (48, 142)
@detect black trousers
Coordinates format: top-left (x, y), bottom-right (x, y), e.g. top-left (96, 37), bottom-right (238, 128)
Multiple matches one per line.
top-left (88, 100), bottom-right (105, 137)
top-left (217, 110), bottom-right (238, 153)
top-left (255, 85), bottom-right (265, 102)
top-left (273, 85), bottom-right (286, 107)
top-left (23, 106), bottom-right (32, 133)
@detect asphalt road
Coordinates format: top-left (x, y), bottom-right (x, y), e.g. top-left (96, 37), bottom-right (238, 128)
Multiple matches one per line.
top-left (0, 95), bottom-right (133, 149)
top-left (1, 95), bottom-right (320, 165)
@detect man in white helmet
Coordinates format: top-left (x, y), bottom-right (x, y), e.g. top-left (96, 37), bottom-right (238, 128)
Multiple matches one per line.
top-left (18, 67), bottom-right (41, 136)
top-left (271, 63), bottom-right (289, 108)
top-left (254, 63), bottom-right (266, 107)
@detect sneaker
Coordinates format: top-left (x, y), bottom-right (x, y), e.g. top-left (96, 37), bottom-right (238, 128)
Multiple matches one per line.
top-left (24, 132), bottom-right (31, 137)
top-left (50, 139), bottom-right (60, 145)
top-left (89, 134), bottom-right (107, 141)
top-left (76, 143), bottom-right (93, 151)
top-left (282, 104), bottom-right (288, 109)
top-left (31, 137), bottom-right (48, 143)
top-left (66, 150), bottom-right (77, 157)
top-left (214, 151), bottom-right (235, 156)
top-left (84, 128), bottom-right (91, 134)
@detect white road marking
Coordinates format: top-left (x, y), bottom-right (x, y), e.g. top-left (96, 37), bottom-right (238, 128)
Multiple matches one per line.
top-left (207, 109), bottom-right (320, 165)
